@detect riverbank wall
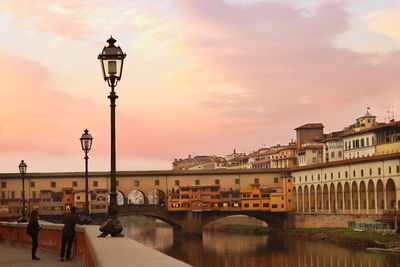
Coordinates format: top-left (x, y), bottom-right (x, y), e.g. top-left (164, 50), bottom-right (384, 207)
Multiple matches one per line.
top-left (288, 213), bottom-right (382, 228)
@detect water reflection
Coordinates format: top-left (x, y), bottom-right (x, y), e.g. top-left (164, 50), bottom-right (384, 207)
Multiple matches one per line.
top-left (121, 216), bottom-right (400, 267)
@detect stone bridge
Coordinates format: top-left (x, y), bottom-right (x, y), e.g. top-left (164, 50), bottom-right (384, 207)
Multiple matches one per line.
top-left (117, 205), bottom-right (287, 237)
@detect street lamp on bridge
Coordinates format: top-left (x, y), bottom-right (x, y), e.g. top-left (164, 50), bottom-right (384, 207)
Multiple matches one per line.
top-left (98, 36), bottom-right (126, 237)
top-left (80, 129), bottom-right (93, 224)
top-left (17, 160), bottom-right (27, 223)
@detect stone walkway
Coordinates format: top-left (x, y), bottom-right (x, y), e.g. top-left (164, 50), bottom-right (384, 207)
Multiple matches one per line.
top-left (0, 241), bottom-right (83, 267)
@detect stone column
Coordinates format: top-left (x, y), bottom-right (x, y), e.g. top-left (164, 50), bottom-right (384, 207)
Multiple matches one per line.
top-left (366, 188), bottom-right (369, 214)
top-left (358, 186), bottom-right (361, 214)
top-left (328, 187), bottom-right (331, 213)
top-left (342, 188), bottom-right (345, 214)
top-left (350, 187), bottom-right (353, 214)
top-left (374, 186), bottom-right (378, 214)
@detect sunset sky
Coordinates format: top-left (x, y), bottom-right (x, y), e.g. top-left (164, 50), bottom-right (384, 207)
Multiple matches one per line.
top-left (1, 0), bottom-right (400, 173)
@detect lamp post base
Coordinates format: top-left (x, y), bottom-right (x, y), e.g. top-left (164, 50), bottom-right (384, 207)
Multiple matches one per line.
top-left (80, 214), bottom-right (92, 225)
top-left (17, 216), bottom-right (27, 223)
top-left (98, 218), bottom-right (124, 237)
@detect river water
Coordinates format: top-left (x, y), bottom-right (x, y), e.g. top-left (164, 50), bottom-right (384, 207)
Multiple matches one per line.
top-left (120, 216), bottom-right (400, 267)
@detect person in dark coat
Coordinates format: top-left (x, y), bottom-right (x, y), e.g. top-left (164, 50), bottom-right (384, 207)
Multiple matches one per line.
top-left (27, 209), bottom-right (41, 260)
top-left (60, 206), bottom-right (80, 261)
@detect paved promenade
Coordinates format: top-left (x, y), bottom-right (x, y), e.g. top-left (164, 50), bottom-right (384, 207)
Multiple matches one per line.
top-left (0, 241), bottom-right (83, 267)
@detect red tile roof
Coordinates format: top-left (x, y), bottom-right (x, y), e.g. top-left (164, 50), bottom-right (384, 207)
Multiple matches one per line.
top-left (295, 123), bottom-right (324, 130)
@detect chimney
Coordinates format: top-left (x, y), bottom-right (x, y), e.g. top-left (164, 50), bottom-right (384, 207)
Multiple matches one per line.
top-left (234, 149), bottom-right (236, 154)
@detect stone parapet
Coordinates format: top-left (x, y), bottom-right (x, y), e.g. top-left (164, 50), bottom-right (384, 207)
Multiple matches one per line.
top-left (0, 221), bottom-right (191, 267)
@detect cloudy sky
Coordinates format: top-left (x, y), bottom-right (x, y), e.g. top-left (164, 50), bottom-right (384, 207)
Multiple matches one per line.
top-left (0, 0), bottom-right (400, 172)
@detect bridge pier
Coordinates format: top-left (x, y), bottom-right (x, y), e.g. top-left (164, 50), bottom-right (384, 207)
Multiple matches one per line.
top-left (179, 212), bottom-right (204, 238)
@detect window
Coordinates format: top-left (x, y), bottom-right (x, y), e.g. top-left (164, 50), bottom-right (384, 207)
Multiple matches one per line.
top-left (93, 181), bottom-right (98, 187)
top-left (253, 194), bottom-right (259, 198)
top-left (338, 172), bottom-right (341, 179)
top-left (397, 165), bottom-right (400, 173)
top-left (312, 157), bottom-right (317, 163)
top-left (274, 177), bottom-right (278, 183)
top-left (215, 179), bottom-right (220, 185)
top-left (2, 192), bottom-right (6, 199)
top-left (51, 181), bottom-right (56, 188)
top-left (299, 176), bottom-right (301, 182)
top-left (11, 191), bottom-right (15, 199)
top-left (72, 181), bottom-right (78, 187)
top-left (324, 174), bottom-right (327, 180)
top-left (32, 191), bottom-right (36, 199)
top-left (378, 167), bottom-right (381, 175)
top-left (366, 138), bottom-right (369, 146)
top-left (77, 196), bottom-right (81, 200)
top-left (389, 166), bottom-right (392, 174)
top-left (244, 203), bottom-right (250, 208)
top-left (345, 171), bottom-right (348, 178)
top-left (361, 139), bottom-right (365, 147)
top-left (311, 175), bottom-right (314, 181)
top-left (1, 182), bottom-right (6, 188)
top-left (155, 180), bottom-right (160, 186)
top-left (195, 179), bottom-right (200, 185)
top-left (253, 203), bottom-right (259, 208)
top-left (361, 169), bottom-right (364, 177)
top-left (134, 180), bottom-right (139, 186)
top-left (263, 203), bottom-right (270, 207)
top-left (370, 168), bottom-right (372, 176)
top-left (305, 176), bottom-right (307, 182)
top-left (338, 151), bottom-right (342, 158)
top-left (331, 173), bottom-right (333, 179)
top-left (235, 179), bottom-right (240, 185)
top-left (254, 178), bottom-right (259, 184)
top-left (331, 152), bottom-right (335, 158)
top-left (353, 170), bottom-right (356, 177)
top-left (272, 204), bottom-right (278, 209)
top-left (30, 181), bottom-right (35, 188)
top-left (318, 174), bottom-right (320, 181)
top-left (175, 180), bottom-right (180, 186)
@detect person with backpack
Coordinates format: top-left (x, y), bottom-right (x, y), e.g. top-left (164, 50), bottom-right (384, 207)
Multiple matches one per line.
top-left (60, 206), bottom-right (80, 261)
top-left (26, 209), bottom-right (41, 260)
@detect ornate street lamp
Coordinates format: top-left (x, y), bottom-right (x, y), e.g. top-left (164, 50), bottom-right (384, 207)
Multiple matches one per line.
top-left (80, 129), bottom-right (93, 224)
top-left (17, 160), bottom-right (27, 223)
top-left (98, 36), bottom-right (126, 237)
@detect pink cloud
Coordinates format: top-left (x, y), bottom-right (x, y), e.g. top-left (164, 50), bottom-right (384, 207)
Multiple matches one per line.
top-left (173, 0), bottom-right (400, 139)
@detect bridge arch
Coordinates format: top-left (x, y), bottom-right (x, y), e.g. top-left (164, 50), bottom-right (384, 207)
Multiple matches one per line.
top-left (107, 190), bottom-right (125, 206)
top-left (128, 190), bottom-right (146, 205)
top-left (148, 189), bottom-right (166, 206)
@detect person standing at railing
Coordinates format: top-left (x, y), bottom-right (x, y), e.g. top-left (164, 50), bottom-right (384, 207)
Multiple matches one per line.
top-left (26, 210), bottom-right (41, 260)
top-left (60, 206), bottom-right (80, 261)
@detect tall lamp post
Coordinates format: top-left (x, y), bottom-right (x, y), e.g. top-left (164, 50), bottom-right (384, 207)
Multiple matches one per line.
top-left (80, 129), bottom-right (93, 224)
top-left (98, 36), bottom-right (126, 237)
top-left (17, 160), bottom-right (27, 223)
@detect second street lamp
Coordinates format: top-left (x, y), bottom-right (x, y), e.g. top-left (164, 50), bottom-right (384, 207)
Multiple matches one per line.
top-left (17, 160), bottom-right (27, 223)
top-left (80, 129), bottom-right (93, 224)
top-left (98, 36), bottom-right (126, 237)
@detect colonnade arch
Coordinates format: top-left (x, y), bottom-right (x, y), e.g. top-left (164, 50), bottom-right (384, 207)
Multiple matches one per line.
top-left (304, 186), bottom-right (309, 212)
top-left (294, 178), bottom-right (398, 214)
top-left (316, 185), bottom-right (322, 210)
top-left (367, 180), bottom-right (375, 210)
top-left (360, 181), bottom-right (367, 211)
top-left (386, 179), bottom-right (396, 210)
top-left (344, 182), bottom-right (350, 212)
top-left (310, 185), bottom-right (315, 211)
top-left (329, 184), bottom-right (335, 212)
top-left (337, 183), bottom-right (343, 211)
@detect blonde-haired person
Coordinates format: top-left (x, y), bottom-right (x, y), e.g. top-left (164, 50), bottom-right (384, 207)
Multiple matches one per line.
top-left (26, 210), bottom-right (41, 260)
